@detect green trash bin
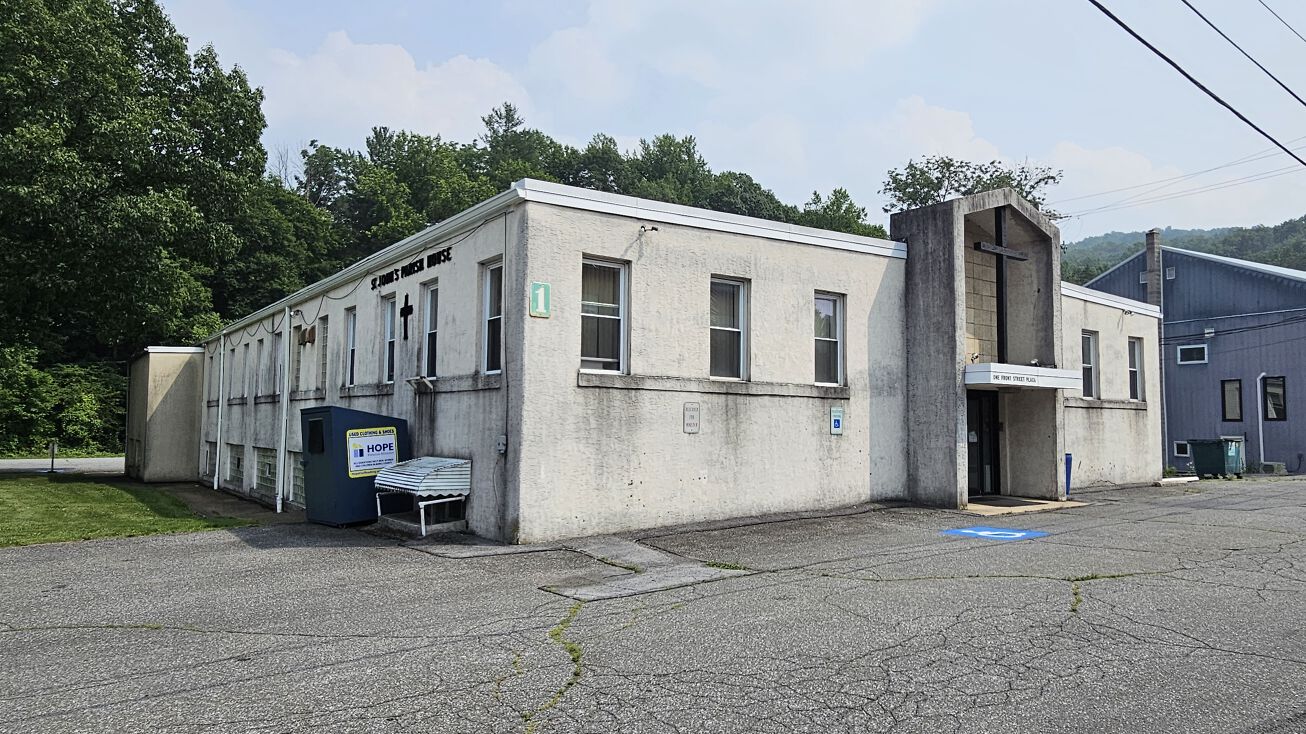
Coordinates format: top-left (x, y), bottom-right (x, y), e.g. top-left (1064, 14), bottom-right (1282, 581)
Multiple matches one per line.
top-left (1188, 438), bottom-right (1244, 479)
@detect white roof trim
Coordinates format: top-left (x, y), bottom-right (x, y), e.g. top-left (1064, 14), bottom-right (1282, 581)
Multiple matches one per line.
top-left (1164, 246), bottom-right (1306, 284)
top-left (204, 179), bottom-right (907, 342)
top-left (1082, 249), bottom-right (1144, 287)
top-left (204, 186), bottom-right (526, 341)
top-left (514, 179), bottom-right (907, 260)
top-left (1061, 281), bottom-right (1161, 318)
top-left (144, 346), bottom-right (206, 354)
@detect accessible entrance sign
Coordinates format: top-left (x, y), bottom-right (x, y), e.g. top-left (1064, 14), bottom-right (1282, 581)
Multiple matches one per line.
top-left (346, 426), bottom-right (398, 478)
top-left (942, 526), bottom-right (1048, 541)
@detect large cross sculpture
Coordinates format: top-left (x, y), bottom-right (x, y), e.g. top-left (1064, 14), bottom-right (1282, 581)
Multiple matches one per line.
top-left (399, 294), bottom-right (414, 340)
top-left (974, 205), bottom-right (1028, 364)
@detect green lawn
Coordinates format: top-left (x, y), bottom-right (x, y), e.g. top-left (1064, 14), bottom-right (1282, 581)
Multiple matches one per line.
top-left (0, 475), bottom-right (248, 547)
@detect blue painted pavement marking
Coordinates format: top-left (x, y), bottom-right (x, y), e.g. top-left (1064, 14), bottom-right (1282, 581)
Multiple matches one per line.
top-left (942, 526), bottom-right (1049, 541)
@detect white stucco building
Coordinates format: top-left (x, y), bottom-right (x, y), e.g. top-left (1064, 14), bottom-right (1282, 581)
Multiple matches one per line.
top-left (132, 181), bottom-right (1162, 542)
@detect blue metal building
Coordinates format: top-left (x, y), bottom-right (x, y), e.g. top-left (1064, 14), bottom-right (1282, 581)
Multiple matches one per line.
top-left (1086, 243), bottom-right (1306, 473)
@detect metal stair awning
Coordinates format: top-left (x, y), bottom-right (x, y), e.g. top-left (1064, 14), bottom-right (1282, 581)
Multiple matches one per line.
top-left (374, 457), bottom-right (472, 498)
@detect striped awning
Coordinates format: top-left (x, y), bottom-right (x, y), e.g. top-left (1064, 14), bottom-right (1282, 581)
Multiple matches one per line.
top-left (374, 457), bottom-right (471, 497)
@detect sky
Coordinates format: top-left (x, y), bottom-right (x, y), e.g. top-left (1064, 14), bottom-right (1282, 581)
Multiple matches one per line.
top-left (159, 0), bottom-right (1306, 242)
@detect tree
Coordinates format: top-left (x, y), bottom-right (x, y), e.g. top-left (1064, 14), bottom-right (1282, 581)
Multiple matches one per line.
top-left (705, 172), bottom-right (798, 222)
top-left (626, 134), bottom-right (714, 206)
top-left (796, 188), bottom-right (888, 239)
top-left (880, 155), bottom-right (1063, 219)
top-left (0, 0), bottom-right (269, 360)
top-left (0, 0), bottom-right (318, 452)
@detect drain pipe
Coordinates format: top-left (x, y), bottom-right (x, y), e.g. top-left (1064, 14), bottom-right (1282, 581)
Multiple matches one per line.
top-left (213, 331), bottom-right (227, 491)
top-left (275, 307), bottom-right (293, 513)
top-left (1256, 371), bottom-right (1267, 470)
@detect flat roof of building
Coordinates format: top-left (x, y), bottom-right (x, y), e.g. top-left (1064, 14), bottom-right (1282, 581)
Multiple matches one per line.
top-left (1060, 281), bottom-right (1161, 318)
top-left (205, 179), bottom-right (907, 340)
top-left (1086, 245), bottom-right (1306, 288)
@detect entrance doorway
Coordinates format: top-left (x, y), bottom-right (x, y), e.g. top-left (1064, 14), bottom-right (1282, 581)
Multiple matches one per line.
top-left (966, 390), bottom-right (1000, 496)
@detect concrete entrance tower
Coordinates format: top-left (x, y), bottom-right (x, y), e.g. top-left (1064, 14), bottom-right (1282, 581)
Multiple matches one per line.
top-left (890, 189), bottom-right (1076, 509)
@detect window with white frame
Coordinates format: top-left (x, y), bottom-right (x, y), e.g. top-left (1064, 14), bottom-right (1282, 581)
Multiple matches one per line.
top-left (254, 338), bottom-right (265, 395)
top-left (580, 259), bottom-right (626, 372)
top-left (228, 348), bottom-right (238, 397)
top-left (345, 308), bottom-right (357, 386)
top-left (383, 296), bottom-right (396, 383)
top-left (317, 316), bottom-right (329, 390)
top-left (709, 278), bottom-right (747, 379)
top-left (1176, 344), bottom-right (1207, 364)
top-left (484, 262), bottom-right (503, 374)
top-left (241, 344), bottom-right (248, 396)
top-left (424, 282), bottom-right (439, 377)
top-left (1174, 441), bottom-right (1190, 457)
top-left (271, 331), bottom-right (282, 394)
top-left (291, 326), bottom-right (303, 392)
top-left (1127, 337), bottom-right (1144, 400)
top-left (1081, 331), bottom-right (1099, 398)
top-left (814, 293), bottom-right (843, 385)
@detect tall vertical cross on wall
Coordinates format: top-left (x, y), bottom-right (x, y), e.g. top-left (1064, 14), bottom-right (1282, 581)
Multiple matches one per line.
top-left (974, 206), bottom-right (1028, 364)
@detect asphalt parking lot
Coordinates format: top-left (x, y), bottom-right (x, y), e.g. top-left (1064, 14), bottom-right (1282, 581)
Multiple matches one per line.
top-left (2, 477), bottom-right (1304, 733)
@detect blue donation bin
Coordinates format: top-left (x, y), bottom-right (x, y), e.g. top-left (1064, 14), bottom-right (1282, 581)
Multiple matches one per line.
top-left (300, 406), bottom-right (410, 526)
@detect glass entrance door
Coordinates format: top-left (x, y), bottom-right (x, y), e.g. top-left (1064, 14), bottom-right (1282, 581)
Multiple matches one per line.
top-left (966, 390), bottom-right (1000, 496)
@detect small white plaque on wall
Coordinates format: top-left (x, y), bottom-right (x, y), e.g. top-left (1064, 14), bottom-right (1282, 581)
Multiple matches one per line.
top-left (830, 407), bottom-right (845, 435)
top-left (683, 402), bottom-right (701, 434)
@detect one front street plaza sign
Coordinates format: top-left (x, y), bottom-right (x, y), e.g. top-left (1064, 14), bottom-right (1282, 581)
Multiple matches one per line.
top-left (963, 363), bottom-right (1081, 390)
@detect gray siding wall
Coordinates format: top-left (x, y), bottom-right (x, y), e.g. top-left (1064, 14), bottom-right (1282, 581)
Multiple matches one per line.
top-left (1088, 249), bottom-right (1306, 471)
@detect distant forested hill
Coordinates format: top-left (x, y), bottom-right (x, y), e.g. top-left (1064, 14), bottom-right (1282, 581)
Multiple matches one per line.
top-left (1062, 217), bottom-right (1306, 284)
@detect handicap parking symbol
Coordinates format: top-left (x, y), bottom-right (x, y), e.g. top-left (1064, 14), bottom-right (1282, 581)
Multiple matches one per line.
top-left (942, 526), bottom-right (1048, 541)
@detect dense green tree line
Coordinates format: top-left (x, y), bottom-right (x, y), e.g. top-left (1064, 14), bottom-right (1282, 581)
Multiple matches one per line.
top-left (1062, 217), bottom-right (1306, 285)
top-left (0, 0), bottom-right (892, 454)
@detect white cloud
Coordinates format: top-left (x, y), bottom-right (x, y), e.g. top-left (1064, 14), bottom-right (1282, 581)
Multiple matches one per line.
top-left (1045, 141), bottom-right (1306, 235)
top-left (698, 113), bottom-right (810, 182)
top-left (524, 1), bottom-right (938, 105)
top-left (527, 27), bottom-right (627, 105)
top-left (262, 31), bottom-right (532, 147)
top-left (865, 96), bottom-right (1003, 162)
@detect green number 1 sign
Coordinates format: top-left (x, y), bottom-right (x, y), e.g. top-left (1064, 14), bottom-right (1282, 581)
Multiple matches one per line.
top-left (529, 282), bottom-right (551, 318)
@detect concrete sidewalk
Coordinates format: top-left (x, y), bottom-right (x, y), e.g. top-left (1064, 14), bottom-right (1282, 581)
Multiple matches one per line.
top-left (0, 457), bottom-right (124, 475)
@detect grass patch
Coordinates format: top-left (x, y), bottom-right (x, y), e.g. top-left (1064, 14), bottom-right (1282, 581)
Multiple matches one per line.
top-left (0, 474), bottom-right (247, 547)
top-left (704, 560), bottom-right (749, 571)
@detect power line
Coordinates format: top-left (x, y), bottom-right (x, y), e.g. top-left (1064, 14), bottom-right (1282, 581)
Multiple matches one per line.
top-left (1086, 0), bottom-right (1306, 170)
top-left (1065, 162), bottom-right (1306, 218)
top-left (1163, 312), bottom-right (1306, 343)
top-left (1180, 0), bottom-right (1306, 110)
top-left (1257, 0), bottom-right (1306, 46)
top-left (1050, 136), bottom-right (1306, 205)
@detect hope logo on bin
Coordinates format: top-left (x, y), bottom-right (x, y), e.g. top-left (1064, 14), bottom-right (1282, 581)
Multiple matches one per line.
top-left (942, 526), bottom-right (1048, 541)
top-left (345, 426), bottom-right (398, 478)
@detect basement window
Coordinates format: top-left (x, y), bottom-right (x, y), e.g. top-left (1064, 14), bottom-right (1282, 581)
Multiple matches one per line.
top-left (1174, 441), bottom-right (1190, 458)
